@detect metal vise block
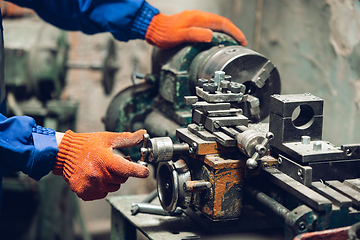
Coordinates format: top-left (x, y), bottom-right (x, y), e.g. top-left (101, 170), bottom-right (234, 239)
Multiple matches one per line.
top-left (269, 93), bottom-right (324, 145)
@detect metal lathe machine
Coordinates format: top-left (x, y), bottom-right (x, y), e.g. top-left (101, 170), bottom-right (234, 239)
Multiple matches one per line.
top-left (105, 33), bottom-right (360, 240)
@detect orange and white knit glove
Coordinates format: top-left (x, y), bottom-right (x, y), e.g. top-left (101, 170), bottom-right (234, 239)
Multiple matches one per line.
top-left (53, 130), bottom-right (149, 201)
top-left (145, 10), bottom-right (247, 49)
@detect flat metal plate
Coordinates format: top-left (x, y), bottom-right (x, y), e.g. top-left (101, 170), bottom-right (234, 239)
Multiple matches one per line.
top-left (192, 101), bottom-right (230, 111)
top-left (277, 154), bottom-right (312, 186)
top-left (212, 131), bottom-right (236, 147)
top-left (311, 182), bottom-right (352, 209)
top-left (187, 123), bottom-right (216, 141)
top-left (196, 87), bottom-right (243, 103)
top-left (326, 180), bottom-right (360, 207)
top-left (263, 167), bottom-right (332, 212)
top-left (204, 115), bottom-right (248, 132)
top-left (278, 141), bottom-right (344, 163)
top-left (309, 159), bottom-right (360, 182)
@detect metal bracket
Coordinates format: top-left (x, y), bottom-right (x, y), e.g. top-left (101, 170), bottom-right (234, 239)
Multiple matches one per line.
top-left (277, 154), bottom-right (313, 187)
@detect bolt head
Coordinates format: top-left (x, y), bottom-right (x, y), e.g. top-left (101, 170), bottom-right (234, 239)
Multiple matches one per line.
top-left (213, 121), bottom-right (221, 129)
top-left (189, 147), bottom-right (194, 154)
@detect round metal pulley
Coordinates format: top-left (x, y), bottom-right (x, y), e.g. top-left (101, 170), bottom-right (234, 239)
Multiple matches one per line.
top-left (189, 45), bottom-right (281, 121)
top-left (156, 160), bottom-right (191, 213)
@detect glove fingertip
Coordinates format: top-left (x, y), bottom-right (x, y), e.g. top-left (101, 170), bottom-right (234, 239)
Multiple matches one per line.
top-left (131, 165), bottom-right (150, 179)
top-left (112, 129), bottom-right (147, 148)
top-left (137, 166), bottom-right (150, 178)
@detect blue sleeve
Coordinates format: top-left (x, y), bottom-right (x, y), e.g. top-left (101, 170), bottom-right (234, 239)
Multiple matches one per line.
top-left (6, 0), bottom-right (159, 42)
top-left (0, 113), bottom-right (58, 181)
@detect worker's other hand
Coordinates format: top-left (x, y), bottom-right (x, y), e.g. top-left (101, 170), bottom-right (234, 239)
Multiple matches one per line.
top-left (53, 130), bottom-right (149, 201)
top-left (145, 10), bottom-right (247, 49)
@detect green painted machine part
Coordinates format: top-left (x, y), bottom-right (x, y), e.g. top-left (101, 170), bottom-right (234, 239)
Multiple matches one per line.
top-left (3, 18), bottom-right (69, 102)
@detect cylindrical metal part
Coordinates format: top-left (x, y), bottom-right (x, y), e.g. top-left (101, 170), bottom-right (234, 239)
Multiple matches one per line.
top-left (220, 80), bottom-right (230, 93)
top-left (141, 189), bottom-right (158, 203)
top-left (235, 128), bottom-right (265, 157)
top-left (224, 75), bottom-right (232, 81)
top-left (246, 185), bottom-right (290, 220)
top-left (156, 160), bottom-right (193, 212)
top-left (130, 189), bottom-right (158, 215)
top-left (198, 78), bottom-right (208, 88)
top-left (313, 142), bottom-right (322, 151)
top-left (157, 162), bottom-right (179, 213)
top-left (149, 137), bottom-right (174, 163)
top-left (246, 155), bottom-right (259, 169)
top-left (214, 70), bottom-right (225, 91)
top-left (197, 123), bottom-right (204, 131)
top-left (184, 181), bottom-right (212, 192)
top-left (208, 83), bottom-right (217, 94)
top-left (173, 143), bottom-right (190, 153)
top-left (144, 110), bottom-right (181, 139)
top-left (131, 203), bottom-right (182, 216)
top-left (203, 83), bottom-right (210, 92)
top-left (301, 136), bottom-right (311, 145)
top-left (229, 82), bottom-right (241, 93)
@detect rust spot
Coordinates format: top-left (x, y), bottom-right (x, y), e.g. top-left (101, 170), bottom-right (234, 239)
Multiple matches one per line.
top-left (199, 155), bottom-right (244, 219)
top-left (197, 142), bottom-right (237, 155)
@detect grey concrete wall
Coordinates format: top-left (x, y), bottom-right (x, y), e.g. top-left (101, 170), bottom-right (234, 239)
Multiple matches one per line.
top-left (222, 0), bottom-right (360, 145)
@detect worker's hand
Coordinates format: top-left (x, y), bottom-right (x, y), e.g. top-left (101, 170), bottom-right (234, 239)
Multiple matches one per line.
top-left (53, 130), bottom-right (149, 201)
top-left (145, 10), bottom-right (247, 49)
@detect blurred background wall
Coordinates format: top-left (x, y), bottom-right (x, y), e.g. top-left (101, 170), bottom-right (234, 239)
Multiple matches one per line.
top-left (1, 0), bottom-right (360, 239)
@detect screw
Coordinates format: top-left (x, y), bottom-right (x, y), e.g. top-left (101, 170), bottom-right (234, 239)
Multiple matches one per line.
top-left (220, 80), bottom-right (230, 93)
top-left (346, 148), bottom-right (352, 156)
top-left (203, 83), bottom-right (210, 92)
top-left (278, 157), bottom-right (282, 165)
top-left (213, 121), bottom-right (221, 129)
top-left (313, 142), bottom-right (322, 151)
top-left (143, 133), bottom-right (150, 141)
top-left (198, 78), bottom-right (208, 88)
top-left (304, 92), bottom-right (311, 96)
top-left (229, 82), bottom-right (241, 93)
top-left (272, 94), bottom-right (280, 98)
top-left (140, 148), bottom-right (149, 156)
top-left (301, 136), bottom-right (311, 145)
top-left (298, 221), bottom-right (306, 231)
top-left (224, 75), bottom-right (232, 81)
top-left (298, 169), bottom-right (303, 180)
top-left (214, 71), bottom-right (225, 91)
top-left (197, 124), bottom-right (204, 131)
top-left (208, 83), bottom-right (217, 94)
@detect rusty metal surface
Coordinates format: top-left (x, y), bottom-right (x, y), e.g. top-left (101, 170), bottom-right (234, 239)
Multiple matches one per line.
top-left (198, 154), bottom-right (244, 219)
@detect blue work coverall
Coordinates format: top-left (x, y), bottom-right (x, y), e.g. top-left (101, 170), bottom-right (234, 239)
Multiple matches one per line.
top-left (0, 0), bottom-right (159, 206)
